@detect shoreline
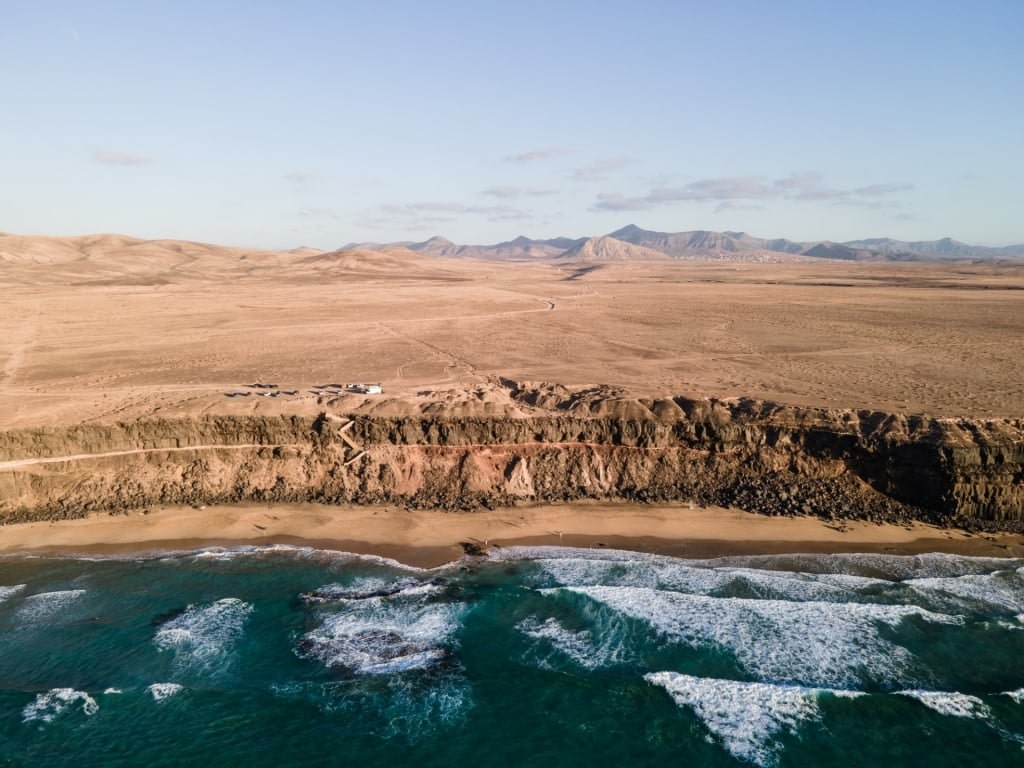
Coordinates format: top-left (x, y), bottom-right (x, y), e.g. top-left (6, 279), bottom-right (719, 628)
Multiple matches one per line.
top-left (2, 502), bottom-right (1023, 568)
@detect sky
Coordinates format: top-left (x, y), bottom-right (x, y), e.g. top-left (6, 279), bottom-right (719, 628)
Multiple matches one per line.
top-left (3, 0), bottom-right (1023, 249)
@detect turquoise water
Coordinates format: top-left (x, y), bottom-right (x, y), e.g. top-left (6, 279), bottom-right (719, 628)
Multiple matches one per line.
top-left (1, 545), bottom-right (1023, 767)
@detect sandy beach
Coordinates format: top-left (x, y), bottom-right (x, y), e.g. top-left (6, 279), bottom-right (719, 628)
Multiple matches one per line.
top-left (2, 502), bottom-right (1022, 568)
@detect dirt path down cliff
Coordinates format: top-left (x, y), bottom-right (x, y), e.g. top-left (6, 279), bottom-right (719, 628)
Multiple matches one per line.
top-left (0, 443), bottom-right (284, 471)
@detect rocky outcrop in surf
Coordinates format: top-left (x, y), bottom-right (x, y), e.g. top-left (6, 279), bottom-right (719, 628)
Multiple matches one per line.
top-left (0, 396), bottom-right (1021, 531)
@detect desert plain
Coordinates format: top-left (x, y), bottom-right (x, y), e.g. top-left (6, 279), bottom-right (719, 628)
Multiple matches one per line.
top-left (1, 232), bottom-right (1023, 559)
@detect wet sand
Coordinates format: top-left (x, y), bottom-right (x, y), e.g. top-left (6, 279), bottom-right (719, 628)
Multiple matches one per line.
top-left (1, 501), bottom-right (1021, 568)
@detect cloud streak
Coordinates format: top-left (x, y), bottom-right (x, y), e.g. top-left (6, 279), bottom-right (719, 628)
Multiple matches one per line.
top-left (592, 173), bottom-right (914, 212)
top-left (504, 147), bottom-right (571, 163)
top-left (363, 200), bottom-right (536, 230)
top-left (482, 185), bottom-right (558, 199)
top-left (284, 171), bottom-right (321, 184)
top-left (570, 157), bottom-right (633, 182)
top-left (854, 183), bottom-right (915, 196)
top-left (92, 150), bottom-right (150, 166)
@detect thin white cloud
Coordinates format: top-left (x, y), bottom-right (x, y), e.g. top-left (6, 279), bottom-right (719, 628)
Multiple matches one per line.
top-left (298, 207), bottom-right (342, 220)
top-left (284, 171), bottom-right (321, 184)
top-left (854, 183), bottom-right (915, 196)
top-left (591, 192), bottom-right (657, 212)
top-left (570, 157), bottom-right (633, 182)
top-left (773, 172), bottom-right (822, 191)
top-left (715, 201), bottom-right (767, 213)
top-left (650, 177), bottom-right (780, 202)
top-left (365, 200), bottom-right (535, 228)
top-left (482, 185), bottom-right (522, 199)
top-left (92, 150), bottom-right (150, 166)
top-left (505, 147), bottom-right (572, 163)
top-left (592, 173), bottom-right (915, 212)
top-left (483, 186), bottom-right (558, 199)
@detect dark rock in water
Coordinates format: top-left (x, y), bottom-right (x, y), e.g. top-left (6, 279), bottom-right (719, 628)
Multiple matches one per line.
top-left (151, 607), bottom-right (187, 627)
top-left (300, 577), bottom-right (421, 602)
top-left (460, 541), bottom-right (488, 557)
top-left (297, 629), bottom-right (450, 674)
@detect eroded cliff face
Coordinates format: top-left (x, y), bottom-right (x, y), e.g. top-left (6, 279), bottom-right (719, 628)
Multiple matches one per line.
top-left (1, 398), bottom-right (1022, 531)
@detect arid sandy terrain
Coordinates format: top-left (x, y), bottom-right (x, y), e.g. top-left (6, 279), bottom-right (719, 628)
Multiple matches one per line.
top-left (2, 233), bottom-right (1023, 430)
top-left (2, 232), bottom-right (1024, 554)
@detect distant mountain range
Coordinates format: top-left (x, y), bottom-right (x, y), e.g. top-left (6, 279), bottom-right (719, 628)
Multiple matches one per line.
top-left (343, 225), bottom-right (1024, 263)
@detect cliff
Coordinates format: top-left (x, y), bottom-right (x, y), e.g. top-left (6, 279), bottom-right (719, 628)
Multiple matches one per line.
top-left (1, 398), bottom-right (1022, 531)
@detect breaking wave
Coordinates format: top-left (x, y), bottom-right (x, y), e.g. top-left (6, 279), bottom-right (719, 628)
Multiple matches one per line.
top-left (646, 672), bottom-right (828, 767)
top-left (22, 688), bottom-right (98, 724)
top-left (297, 581), bottom-right (460, 675)
top-left (153, 597), bottom-right (253, 677)
top-left (146, 682), bottom-right (185, 701)
top-left (13, 589), bottom-right (88, 625)
top-left (560, 585), bottom-right (958, 688)
top-left (897, 689), bottom-right (991, 719)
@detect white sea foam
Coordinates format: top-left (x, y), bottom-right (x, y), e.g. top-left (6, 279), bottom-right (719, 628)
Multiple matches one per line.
top-left (0, 584), bottom-right (26, 603)
top-left (299, 583), bottom-right (461, 675)
top-left (722, 568), bottom-right (897, 603)
top-left (993, 619), bottom-right (1024, 632)
top-left (273, 675), bottom-right (473, 740)
top-left (534, 554), bottom-right (910, 609)
top-left (182, 544), bottom-right (428, 572)
top-left (534, 555), bottom-right (731, 594)
top-left (301, 576), bottom-right (424, 603)
top-left (153, 597), bottom-right (253, 676)
top-left (517, 616), bottom-right (602, 668)
top-left (14, 589), bottom-right (87, 624)
top-left (897, 690), bottom-right (991, 719)
top-left (22, 688), bottom-right (98, 724)
top-left (908, 568), bottom-right (1024, 615)
top-left (490, 545), bottom-right (657, 564)
top-left (646, 672), bottom-right (827, 767)
top-left (562, 586), bottom-right (959, 687)
top-left (318, 675), bottom-right (473, 741)
top-left (495, 547), bottom-right (1022, 583)
top-left (1003, 689), bottom-right (1024, 704)
top-left (701, 552), bottom-right (1022, 581)
top-left (147, 682), bottom-right (185, 701)
top-left (508, 548), bottom-right (1007, 616)
top-left (102, 688), bottom-right (122, 695)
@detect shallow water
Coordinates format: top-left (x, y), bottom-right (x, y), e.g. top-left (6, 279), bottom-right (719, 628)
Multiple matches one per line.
top-left (1, 545), bottom-right (1022, 766)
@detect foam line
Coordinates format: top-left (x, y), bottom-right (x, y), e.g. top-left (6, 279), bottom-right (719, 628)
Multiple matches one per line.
top-left (153, 597), bottom-right (253, 676)
top-left (564, 585), bottom-right (960, 687)
top-left (646, 672), bottom-right (829, 767)
top-left (0, 584), bottom-right (26, 602)
top-left (22, 688), bottom-right (98, 724)
top-left (298, 582), bottom-right (462, 675)
top-left (146, 683), bottom-right (185, 701)
top-left (14, 589), bottom-right (87, 624)
top-left (897, 690), bottom-right (991, 718)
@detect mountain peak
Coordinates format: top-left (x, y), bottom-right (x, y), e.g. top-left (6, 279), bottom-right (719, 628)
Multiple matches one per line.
top-left (609, 223), bottom-right (658, 239)
top-left (560, 235), bottom-right (670, 262)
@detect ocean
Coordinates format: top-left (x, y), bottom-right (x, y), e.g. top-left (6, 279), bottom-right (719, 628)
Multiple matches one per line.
top-left (1, 545), bottom-right (1022, 767)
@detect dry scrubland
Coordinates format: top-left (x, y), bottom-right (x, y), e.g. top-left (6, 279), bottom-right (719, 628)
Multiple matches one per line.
top-left (1, 233), bottom-right (1023, 429)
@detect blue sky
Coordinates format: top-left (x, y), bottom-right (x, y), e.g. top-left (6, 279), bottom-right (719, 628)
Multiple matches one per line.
top-left (3, 1), bottom-right (1022, 248)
